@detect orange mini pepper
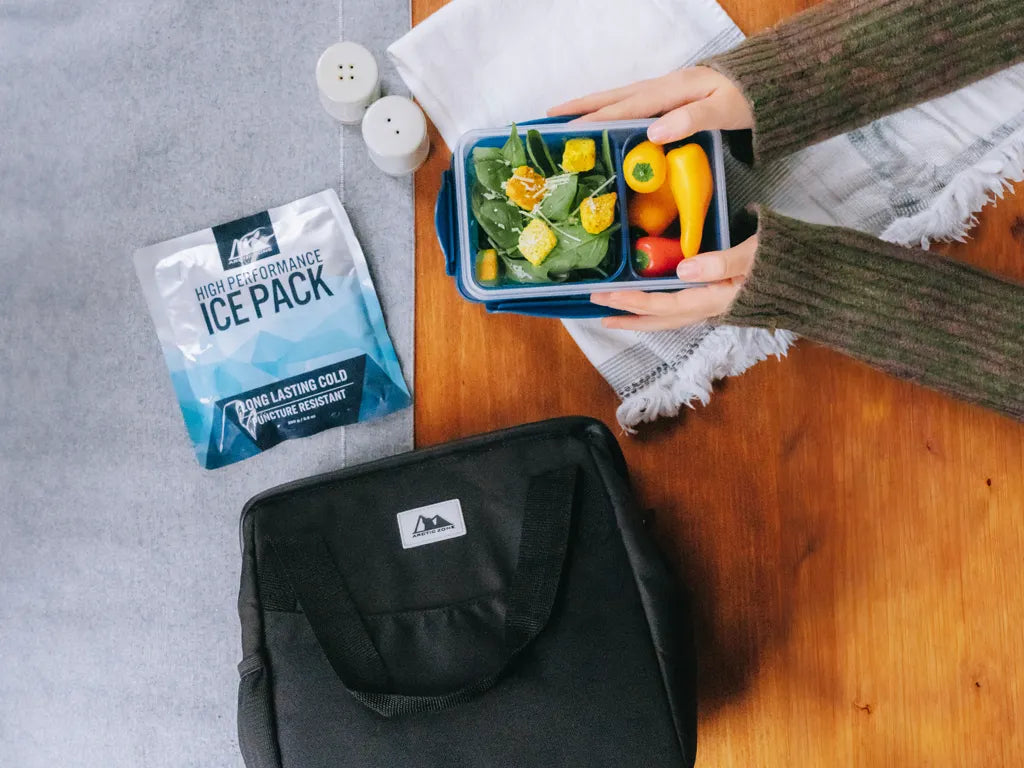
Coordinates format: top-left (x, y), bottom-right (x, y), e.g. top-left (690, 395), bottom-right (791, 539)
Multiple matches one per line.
top-left (628, 183), bottom-right (677, 237)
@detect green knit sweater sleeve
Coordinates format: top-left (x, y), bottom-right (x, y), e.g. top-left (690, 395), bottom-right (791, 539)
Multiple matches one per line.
top-left (722, 209), bottom-right (1024, 420)
top-left (704, 0), bottom-right (1024, 163)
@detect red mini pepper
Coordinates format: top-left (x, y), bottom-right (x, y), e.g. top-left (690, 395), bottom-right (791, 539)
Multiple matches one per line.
top-left (634, 236), bottom-right (685, 278)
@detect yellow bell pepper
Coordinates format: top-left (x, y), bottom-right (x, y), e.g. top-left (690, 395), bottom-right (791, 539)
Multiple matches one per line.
top-left (628, 183), bottom-right (677, 237)
top-left (623, 141), bottom-right (668, 194)
top-left (476, 249), bottom-right (499, 282)
top-left (666, 144), bottom-right (713, 258)
top-left (580, 192), bottom-right (618, 235)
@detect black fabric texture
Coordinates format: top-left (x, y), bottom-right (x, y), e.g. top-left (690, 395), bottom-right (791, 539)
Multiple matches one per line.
top-left (267, 466), bottom-right (578, 717)
top-left (270, 534), bottom-right (391, 692)
top-left (236, 417), bottom-right (698, 768)
top-left (237, 655), bottom-right (282, 768)
top-left (256, 552), bottom-right (298, 613)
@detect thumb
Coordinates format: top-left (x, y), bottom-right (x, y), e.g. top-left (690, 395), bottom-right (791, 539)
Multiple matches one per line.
top-left (675, 235), bottom-right (758, 282)
top-left (647, 97), bottom-right (722, 144)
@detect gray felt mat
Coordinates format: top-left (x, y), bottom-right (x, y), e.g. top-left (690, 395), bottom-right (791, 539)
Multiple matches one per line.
top-left (0, 1), bottom-right (412, 764)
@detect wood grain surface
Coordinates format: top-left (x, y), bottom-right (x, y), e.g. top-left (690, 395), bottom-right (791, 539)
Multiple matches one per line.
top-left (410, 1), bottom-right (1024, 764)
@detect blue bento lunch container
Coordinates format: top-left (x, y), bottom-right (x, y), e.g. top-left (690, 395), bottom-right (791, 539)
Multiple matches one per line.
top-left (435, 117), bottom-right (730, 318)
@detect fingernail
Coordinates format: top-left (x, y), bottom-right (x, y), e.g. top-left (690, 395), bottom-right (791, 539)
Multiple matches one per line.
top-left (647, 124), bottom-right (668, 143)
top-left (676, 258), bottom-right (703, 280)
top-left (590, 293), bottom-right (610, 305)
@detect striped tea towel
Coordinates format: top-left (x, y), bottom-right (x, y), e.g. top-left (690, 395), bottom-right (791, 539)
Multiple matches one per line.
top-left (389, 0), bottom-right (1024, 429)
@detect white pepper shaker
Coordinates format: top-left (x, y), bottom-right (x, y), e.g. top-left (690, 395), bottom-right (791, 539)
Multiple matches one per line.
top-left (316, 42), bottom-right (380, 124)
top-left (361, 95), bottom-right (430, 176)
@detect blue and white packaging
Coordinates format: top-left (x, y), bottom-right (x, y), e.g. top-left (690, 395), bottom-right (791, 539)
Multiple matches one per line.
top-left (134, 189), bottom-right (411, 469)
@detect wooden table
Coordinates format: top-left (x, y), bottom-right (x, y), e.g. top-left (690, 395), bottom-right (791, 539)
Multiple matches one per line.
top-left (410, 1), bottom-right (1024, 763)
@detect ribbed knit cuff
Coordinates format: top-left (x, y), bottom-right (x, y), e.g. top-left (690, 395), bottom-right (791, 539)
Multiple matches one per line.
top-left (723, 208), bottom-right (1024, 420)
top-left (703, 0), bottom-right (1024, 164)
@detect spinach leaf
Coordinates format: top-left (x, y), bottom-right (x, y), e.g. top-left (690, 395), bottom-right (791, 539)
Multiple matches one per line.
top-left (538, 173), bottom-right (577, 221)
top-left (526, 130), bottom-right (558, 177)
top-left (472, 146), bottom-right (503, 162)
top-left (475, 160), bottom-right (512, 194)
top-left (473, 147), bottom-right (512, 194)
top-left (543, 221), bottom-right (619, 277)
top-left (498, 220), bottom-right (619, 283)
top-left (499, 252), bottom-right (567, 283)
top-left (574, 173), bottom-right (606, 209)
top-left (471, 183), bottom-right (522, 251)
top-left (501, 124), bottom-right (527, 168)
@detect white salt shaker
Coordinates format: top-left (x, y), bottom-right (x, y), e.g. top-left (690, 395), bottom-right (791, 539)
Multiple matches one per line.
top-left (316, 42), bottom-right (380, 124)
top-left (361, 95), bottom-right (430, 176)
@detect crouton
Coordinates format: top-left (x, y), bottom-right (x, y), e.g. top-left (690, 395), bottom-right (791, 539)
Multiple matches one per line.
top-left (580, 192), bottom-right (617, 234)
top-left (518, 219), bottom-right (557, 265)
top-left (504, 165), bottom-right (546, 210)
top-left (562, 138), bottom-right (596, 173)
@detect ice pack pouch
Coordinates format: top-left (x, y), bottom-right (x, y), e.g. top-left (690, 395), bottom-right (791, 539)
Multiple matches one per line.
top-left (134, 189), bottom-right (411, 469)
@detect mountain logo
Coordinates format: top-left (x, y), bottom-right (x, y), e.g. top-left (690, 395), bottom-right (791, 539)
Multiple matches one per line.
top-left (413, 514), bottom-right (454, 536)
top-left (396, 500), bottom-right (466, 550)
top-left (228, 227), bottom-right (276, 267)
top-left (212, 210), bottom-right (280, 271)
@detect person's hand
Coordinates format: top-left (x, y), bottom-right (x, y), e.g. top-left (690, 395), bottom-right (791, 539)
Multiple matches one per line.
top-left (553, 67), bottom-right (756, 330)
top-left (590, 236), bottom-right (757, 331)
top-left (548, 66), bottom-right (752, 145)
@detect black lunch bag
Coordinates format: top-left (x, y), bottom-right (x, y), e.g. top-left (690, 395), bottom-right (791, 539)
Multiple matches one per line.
top-left (236, 417), bottom-right (697, 767)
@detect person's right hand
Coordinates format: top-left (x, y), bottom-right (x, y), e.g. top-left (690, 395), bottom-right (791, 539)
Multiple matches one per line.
top-left (548, 66), bottom-right (752, 145)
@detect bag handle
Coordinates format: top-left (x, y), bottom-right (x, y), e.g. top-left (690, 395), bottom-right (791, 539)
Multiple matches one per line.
top-left (269, 465), bottom-right (579, 717)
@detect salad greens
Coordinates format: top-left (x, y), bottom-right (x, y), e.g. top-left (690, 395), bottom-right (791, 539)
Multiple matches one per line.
top-left (526, 130), bottom-right (558, 177)
top-left (470, 125), bottom-right (619, 285)
top-left (538, 174), bottom-right (577, 220)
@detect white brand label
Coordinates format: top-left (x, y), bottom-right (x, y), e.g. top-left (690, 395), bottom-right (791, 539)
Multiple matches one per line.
top-left (396, 499), bottom-right (466, 550)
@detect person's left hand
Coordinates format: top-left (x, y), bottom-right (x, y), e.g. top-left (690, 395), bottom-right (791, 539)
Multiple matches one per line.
top-left (591, 235), bottom-right (758, 330)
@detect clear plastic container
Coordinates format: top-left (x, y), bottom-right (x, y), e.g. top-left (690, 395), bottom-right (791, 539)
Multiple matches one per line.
top-left (435, 118), bottom-right (730, 316)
